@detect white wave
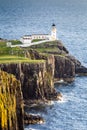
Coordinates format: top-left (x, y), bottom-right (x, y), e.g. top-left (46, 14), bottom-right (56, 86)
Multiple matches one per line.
top-left (25, 128), bottom-right (38, 130)
top-left (55, 95), bottom-right (68, 103)
top-left (29, 129), bottom-right (37, 130)
top-left (45, 100), bottom-right (54, 106)
top-left (37, 120), bottom-right (45, 124)
top-left (29, 113), bottom-right (40, 116)
top-left (56, 79), bottom-right (64, 83)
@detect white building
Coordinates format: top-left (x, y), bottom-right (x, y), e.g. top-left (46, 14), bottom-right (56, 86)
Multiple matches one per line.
top-left (6, 42), bottom-right (12, 47)
top-left (20, 24), bottom-right (57, 44)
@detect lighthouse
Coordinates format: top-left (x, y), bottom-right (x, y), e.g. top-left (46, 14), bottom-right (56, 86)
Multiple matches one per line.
top-left (20, 24), bottom-right (57, 44)
top-left (51, 24), bottom-right (57, 40)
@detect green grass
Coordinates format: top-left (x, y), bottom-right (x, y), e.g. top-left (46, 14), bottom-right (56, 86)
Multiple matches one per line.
top-left (0, 40), bottom-right (66, 63)
top-left (29, 41), bottom-right (59, 52)
top-left (54, 54), bottom-right (66, 58)
top-left (0, 41), bottom-right (7, 47)
top-left (0, 40), bottom-right (25, 57)
top-left (32, 39), bottom-right (45, 43)
top-left (0, 56), bottom-right (45, 64)
top-left (29, 40), bottom-right (67, 56)
top-left (10, 40), bottom-right (22, 45)
top-left (0, 40), bottom-right (22, 47)
top-left (0, 46), bottom-right (25, 57)
top-left (35, 47), bottom-right (60, 53)
top-left (30, 40), bottom-right (58, 48)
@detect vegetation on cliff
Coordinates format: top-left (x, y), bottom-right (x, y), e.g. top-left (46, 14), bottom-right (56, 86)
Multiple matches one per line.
top-left (0, 40), bottom-right (68, 57)
top-left (0, 70), bottom-right (24, 130)
top-left (29, 40), bottom-right (69, 55)
top-left (0, 56), bottom-right (45, 64)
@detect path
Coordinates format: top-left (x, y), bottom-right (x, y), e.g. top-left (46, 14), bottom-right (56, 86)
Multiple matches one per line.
top-left (11, 40), bottom-right (54, 48)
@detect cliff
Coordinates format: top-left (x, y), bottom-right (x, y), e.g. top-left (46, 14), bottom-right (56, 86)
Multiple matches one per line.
top-left (66, 55), bottom-right (87, 75)
top-left (24, 41), bottom-right (75, 82)
top-left (24, 49), bottom-right (75, 82)
top-left (54, 55), bottom-right (75, 82)
top-left (0, 59), bottom-right (59, 101)
top-left (29, 40), bottom-right (87, 81)
top-left (0, 70), bottom-right (24, 130)
top-left (0, 40), bottom-right (84, 101)
top-left (0, 40), bottom-right (87, 129)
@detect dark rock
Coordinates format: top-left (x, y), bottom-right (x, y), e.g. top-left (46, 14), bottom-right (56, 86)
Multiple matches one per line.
top-left (66, 55), bottom-right (87, 75)
top-left (0, 59), bottom-right (59, 101)
top-left (25, 48), bottom-right (75, 83)
top-left (57, 40), bottom-right (69, 54)
top-left (24, 113), bottom-right (44, 125)
top-left (54, 55), bottom-right (75, 82)
top-left (75, 66), bottom-right (87, 75)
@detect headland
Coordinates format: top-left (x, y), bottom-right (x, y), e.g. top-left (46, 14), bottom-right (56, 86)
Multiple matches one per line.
top-left (0, 39), bottom-right (87, 130)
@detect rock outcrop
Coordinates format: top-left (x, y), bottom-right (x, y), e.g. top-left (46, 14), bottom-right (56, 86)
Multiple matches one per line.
top-left (24, 113), bottom-right (44, 125)
top-left (0, 70), bottom-right (24, 130)
top-left (24, 48), bottom-right (75, 83)
top-left (66, 55), bottom-right (87, 75)
top-left (29, 40), bottom-right (87, 81)
top-left (54, 55), bottom-right (75, 82)
top-left (0, 60), bottom-right (58, 101)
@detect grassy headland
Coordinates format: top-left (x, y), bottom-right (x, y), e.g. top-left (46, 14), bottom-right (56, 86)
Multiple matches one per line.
top-left (27, 40), bottom-right (69, 55)
top-left (0, 39), bottom-right (68, 63)
top-left (0, 56), bottom-right (45, 64)
top-left (0, 40), bottom-right (45, 63)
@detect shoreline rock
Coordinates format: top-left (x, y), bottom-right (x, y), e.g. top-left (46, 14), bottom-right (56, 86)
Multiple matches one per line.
top-left (24, 113), bottom-right (45, 125)
top-left (66, 55), bottom-right (87, 75)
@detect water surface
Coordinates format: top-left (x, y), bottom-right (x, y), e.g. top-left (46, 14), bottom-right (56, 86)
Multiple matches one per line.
top-left (0, 0), bottom-right (87, 129)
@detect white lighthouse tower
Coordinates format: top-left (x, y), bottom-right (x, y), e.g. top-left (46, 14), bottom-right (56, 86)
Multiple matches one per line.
top-left (51, 24), bottom-right (57, 40)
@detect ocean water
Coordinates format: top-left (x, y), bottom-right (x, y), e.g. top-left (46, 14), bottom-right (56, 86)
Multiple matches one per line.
top-left (25, 77), bottom-right (87, 130)
top-left (0, 0), bottom-right (87, 129)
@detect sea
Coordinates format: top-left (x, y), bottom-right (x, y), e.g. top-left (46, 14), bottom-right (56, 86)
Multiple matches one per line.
top-left (0, 0), bottom-right (87, 130)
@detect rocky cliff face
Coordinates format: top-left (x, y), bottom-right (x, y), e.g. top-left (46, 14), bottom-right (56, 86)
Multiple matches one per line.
top-left (26, 49), bottom-right (75, 82)
top-left (29, 40), bottom-right (87, 81)
top-left (24, 49), bottom-right (75, 82)
top-left (28, 41), bottom-right (75, 82)
top-left (0, 70), bottom-right (24, 130)
top-left (54, 55), bottom-right (75, 82)
top-left (0, 59), bottom-right (58, 100)
top-left (0, 55), bottom-right (60, 128)
top-left (66, 55), bottom-right (87, 75)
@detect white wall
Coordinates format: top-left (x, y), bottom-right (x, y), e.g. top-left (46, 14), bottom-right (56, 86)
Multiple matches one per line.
top-left (20, 34), bottom-right (51, 44)
top-left (20, 38), bottom-right (32, 44)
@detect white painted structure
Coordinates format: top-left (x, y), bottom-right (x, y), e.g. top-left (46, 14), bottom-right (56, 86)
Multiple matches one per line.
top-left (11, 40), bottom-right (52, 47)
top-left (20, 24), bottom-right (57, 44)
top-left (6, 42), bottom-right (12, 47)
top-left (51, 24), bottom-right (57, 40)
